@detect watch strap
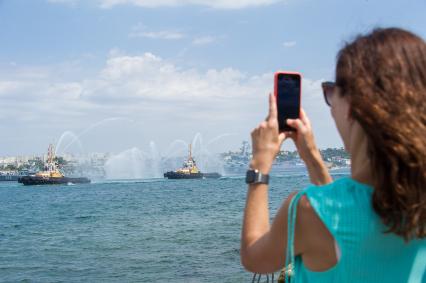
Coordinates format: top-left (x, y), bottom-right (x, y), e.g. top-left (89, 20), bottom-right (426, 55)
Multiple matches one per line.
top-left (245, 169), bottom-right (270, 185)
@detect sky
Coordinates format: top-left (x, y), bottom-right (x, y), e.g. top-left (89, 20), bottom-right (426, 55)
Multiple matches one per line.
top-left (1, 0), bottom-right (425, 156)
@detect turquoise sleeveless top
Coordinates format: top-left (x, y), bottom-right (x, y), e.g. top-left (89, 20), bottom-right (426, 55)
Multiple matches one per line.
top-left (285, 177), bottom-right (426, 283)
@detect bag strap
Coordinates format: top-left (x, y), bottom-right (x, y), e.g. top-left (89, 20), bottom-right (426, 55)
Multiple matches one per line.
top-left (283, 191), bottom-right (306, 282)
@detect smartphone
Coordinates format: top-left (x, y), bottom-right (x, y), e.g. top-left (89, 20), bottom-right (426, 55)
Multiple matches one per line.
top-left (274, 71), bottom-right (302, 132)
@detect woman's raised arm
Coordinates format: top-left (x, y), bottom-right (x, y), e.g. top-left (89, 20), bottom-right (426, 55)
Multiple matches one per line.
top-left (240, 94), bottom-right (331, 274)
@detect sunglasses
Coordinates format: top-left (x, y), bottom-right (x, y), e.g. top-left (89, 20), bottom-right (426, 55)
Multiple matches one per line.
top-left (321, 81), bottom-right (336, 106)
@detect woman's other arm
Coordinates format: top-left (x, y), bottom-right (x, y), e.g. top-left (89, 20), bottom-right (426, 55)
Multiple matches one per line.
top-left (287, 110), bottom-right (332, 185)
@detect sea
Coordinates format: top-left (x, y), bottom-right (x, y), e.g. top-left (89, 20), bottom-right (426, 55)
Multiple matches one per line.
top-left (0, 168), bottom-right (350, 283)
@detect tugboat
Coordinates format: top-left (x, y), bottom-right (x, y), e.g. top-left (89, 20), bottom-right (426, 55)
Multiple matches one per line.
top-left (164, 144), bottom-right (221, 179)
top-left (18, 144), bottom-right (90, 186)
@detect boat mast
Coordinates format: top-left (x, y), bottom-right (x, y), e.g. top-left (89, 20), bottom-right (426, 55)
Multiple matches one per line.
top-left (187, 143), bottom-right (197, 169)
top-left (47, 144), bottom-right (56, 172)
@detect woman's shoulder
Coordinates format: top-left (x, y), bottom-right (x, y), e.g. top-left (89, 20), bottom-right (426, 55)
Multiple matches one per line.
top-left (303, 177), bottom-right (373, 201)
top-left (299, 177), bottom-right (375, 228)
top-left (306, 176), bottom-right (372, 189)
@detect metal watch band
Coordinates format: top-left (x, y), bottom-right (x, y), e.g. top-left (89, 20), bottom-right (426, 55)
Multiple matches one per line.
top-left (245, 169), bottom-right (270, 185)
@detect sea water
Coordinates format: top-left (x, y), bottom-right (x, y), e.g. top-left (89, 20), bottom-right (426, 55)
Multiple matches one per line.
top-left (0, 168), bottom-right (349, 282)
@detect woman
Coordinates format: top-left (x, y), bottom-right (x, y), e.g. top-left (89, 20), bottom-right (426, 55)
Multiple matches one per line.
top-left (240, 28), bottom-right (425, 282)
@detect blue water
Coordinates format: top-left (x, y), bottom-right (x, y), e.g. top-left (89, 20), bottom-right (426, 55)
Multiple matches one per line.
top-left (0, 169), bottom-right (349, 282)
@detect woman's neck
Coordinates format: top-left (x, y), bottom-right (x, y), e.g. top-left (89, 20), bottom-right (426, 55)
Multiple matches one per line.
top-left (349, 122), bottom-right (374, 186)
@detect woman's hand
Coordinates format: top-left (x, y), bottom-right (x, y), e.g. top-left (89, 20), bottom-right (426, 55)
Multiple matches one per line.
top-left (250, 94), bottom-right (288, 174)
top-left (287, 109), bottom-right (332, 185)
top-left (286, 109), bottom-right (320, 164)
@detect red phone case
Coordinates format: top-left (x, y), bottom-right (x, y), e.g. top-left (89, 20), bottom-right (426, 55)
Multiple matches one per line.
top-left (274, 71), bottom-right (302, 131)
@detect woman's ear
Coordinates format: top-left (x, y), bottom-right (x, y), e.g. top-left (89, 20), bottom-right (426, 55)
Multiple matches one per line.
top-left (344, 98), bottom-right (353, 123)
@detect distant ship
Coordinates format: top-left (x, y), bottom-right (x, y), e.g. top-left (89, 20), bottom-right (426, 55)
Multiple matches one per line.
top-left (164, 144), bottom-right (221, 179)
top-left (0, 171), bottom-right (24, 182)
top-left (18, 144), bottom-right (90, 186)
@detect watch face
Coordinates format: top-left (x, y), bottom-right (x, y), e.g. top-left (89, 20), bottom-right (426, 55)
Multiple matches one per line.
top-left (245, 170), bottom-right (255, 183)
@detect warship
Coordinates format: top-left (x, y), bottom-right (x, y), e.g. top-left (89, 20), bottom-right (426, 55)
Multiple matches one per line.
top-left (164, 144), bottom-right (221, 179)
top-left (18, 144), bottom-right (90, 186)
top-left (0, 170), bottom-right (31, 181)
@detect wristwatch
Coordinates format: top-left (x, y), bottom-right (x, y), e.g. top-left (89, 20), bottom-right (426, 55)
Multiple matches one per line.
top-left (245, 169), bottom-right (270, 185)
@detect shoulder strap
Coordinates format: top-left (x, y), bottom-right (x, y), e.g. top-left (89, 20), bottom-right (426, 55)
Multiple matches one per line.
top-left (283, 190), bottom-right (306, 282)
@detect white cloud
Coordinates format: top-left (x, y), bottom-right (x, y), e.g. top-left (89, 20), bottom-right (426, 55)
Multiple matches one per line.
top-left (48, 0), bottom-right (286, 9)
top-left (137, 31), bottom-right (184, 39)
top-left (130, 30), bottom-right (185, 40)
top-left (99, 0), bottom-right (285, 9)
top-left (0, 81), bottom-right (21, 95)
top-left (0, 51), bottom-right (340, 155)
top-left (47, 0), bottom-right (75, 3)
top-left (283, 41), bottom-right (296, 47)
top-left (46, 0), bottom-right (78, 6)
top-left (129, 24), bottom-right (218, 45)
top-left (84, 52), bottom-right (259, 104)
top-left (192, 36), bottom-right (216, 45)
top-left (129, 24), bottom-right (185, 40)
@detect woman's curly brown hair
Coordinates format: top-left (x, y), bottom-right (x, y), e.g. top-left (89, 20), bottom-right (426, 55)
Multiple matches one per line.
top-left (336, 28), bottom-right (426, 240)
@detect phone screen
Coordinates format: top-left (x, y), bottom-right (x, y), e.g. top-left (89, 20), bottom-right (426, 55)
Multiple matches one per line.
top-left (276, 73), bottom-right (301, 131)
